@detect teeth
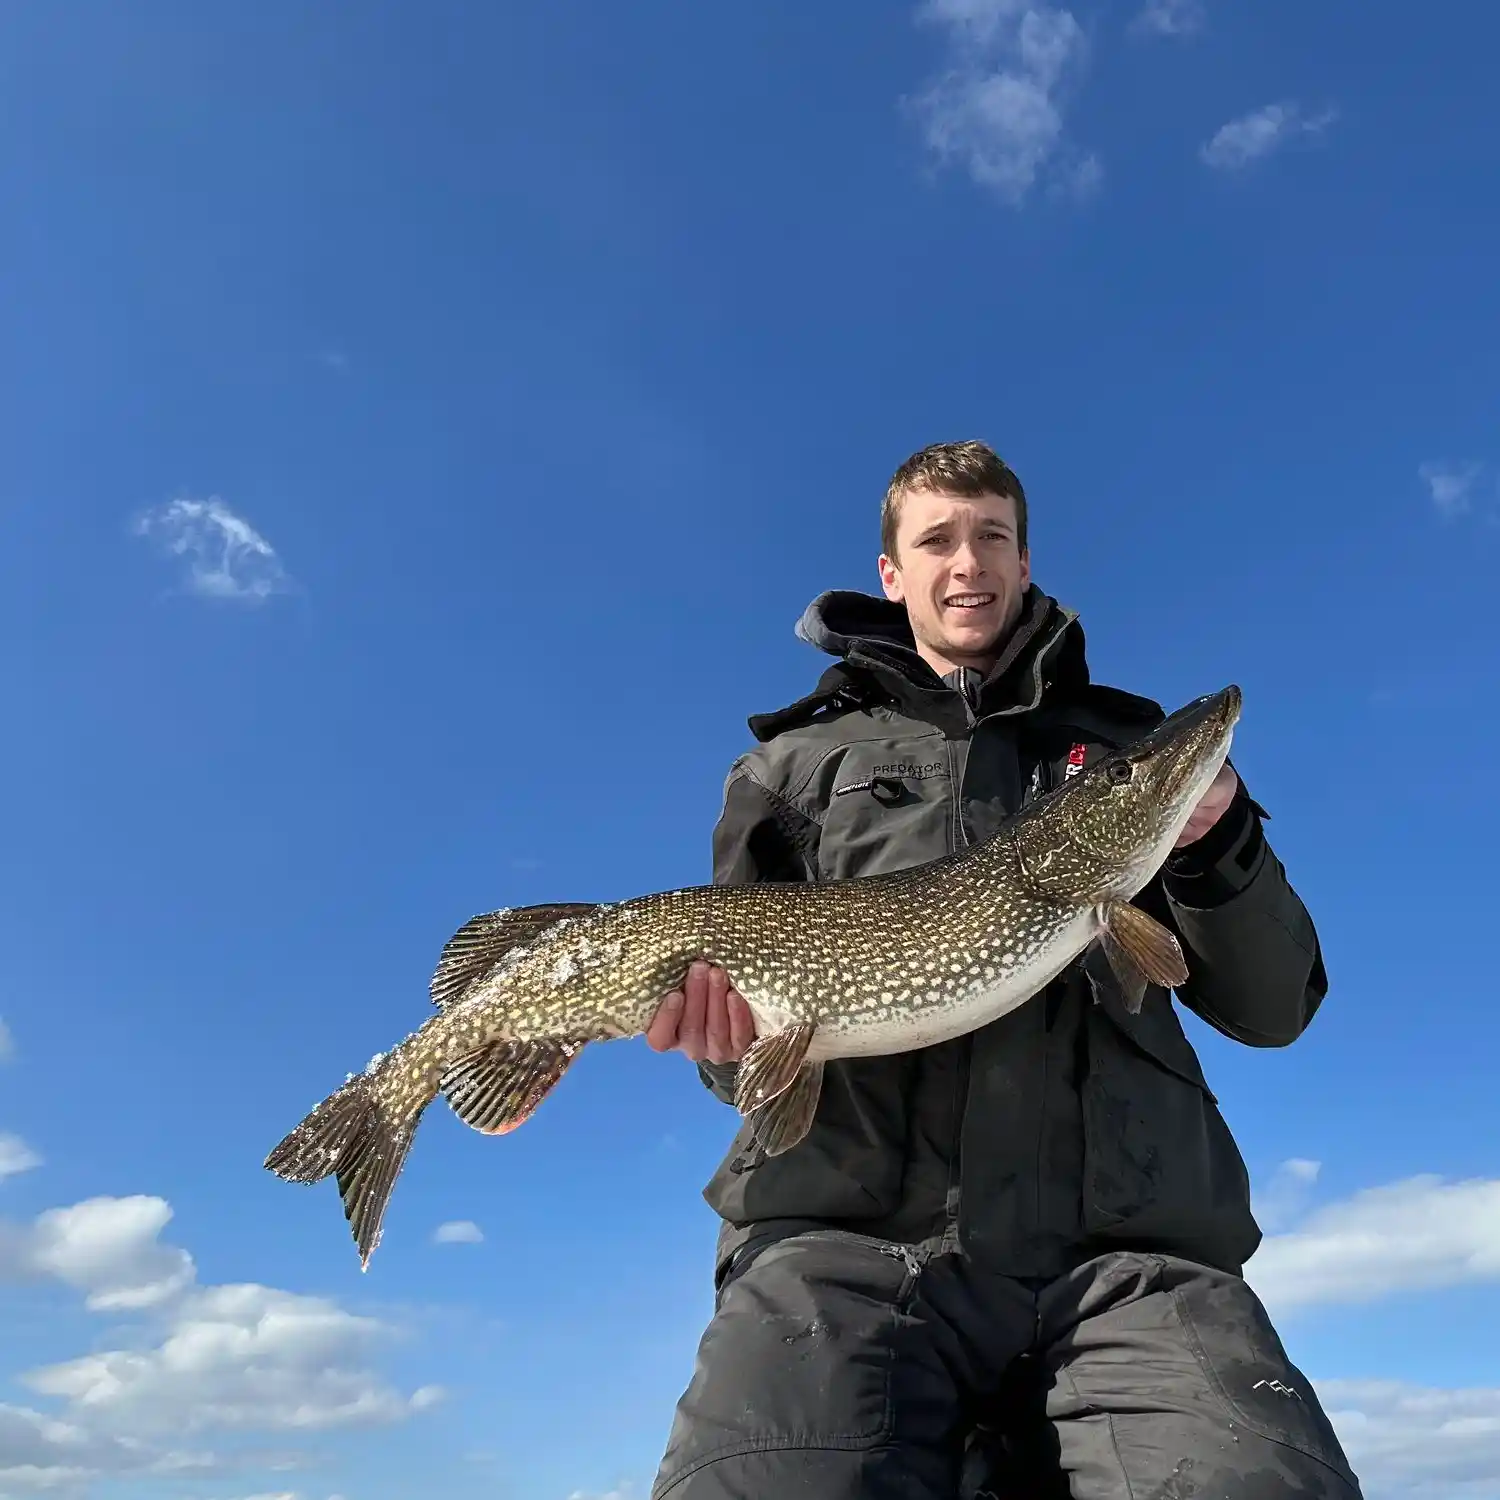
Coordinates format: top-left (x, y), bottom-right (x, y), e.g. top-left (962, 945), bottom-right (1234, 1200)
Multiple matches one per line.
top-left (947, 595), bottom-right (994, 607)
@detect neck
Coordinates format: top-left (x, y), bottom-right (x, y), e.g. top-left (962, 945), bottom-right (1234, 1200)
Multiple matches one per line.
top-left (915, 642), bottom-right (999, 679)
top-left (909, 589), bottom-right (1051, 691)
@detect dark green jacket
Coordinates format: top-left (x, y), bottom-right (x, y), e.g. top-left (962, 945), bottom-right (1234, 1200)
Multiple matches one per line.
top-left (697, 587), bottom-right (1328, 1282)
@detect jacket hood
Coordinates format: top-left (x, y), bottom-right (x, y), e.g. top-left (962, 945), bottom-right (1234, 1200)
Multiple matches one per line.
top-left (794, 590), bottom-right (920, 657)
top-left (746, 584), bottom-right (1163, 745)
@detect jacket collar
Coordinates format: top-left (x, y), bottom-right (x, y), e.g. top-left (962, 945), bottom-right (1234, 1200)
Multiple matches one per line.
top-left (791, 585), bottom-right (1087, 725)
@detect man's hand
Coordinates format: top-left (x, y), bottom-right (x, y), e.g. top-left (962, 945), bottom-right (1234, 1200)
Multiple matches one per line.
top-left (646, 960), bottom-right (757, 1064)
top-left (1174, 762), bottom-right (1240, 848)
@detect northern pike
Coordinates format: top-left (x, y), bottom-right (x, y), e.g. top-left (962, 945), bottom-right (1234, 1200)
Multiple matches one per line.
top-left (265, 684), bottom-right (1241, 1268)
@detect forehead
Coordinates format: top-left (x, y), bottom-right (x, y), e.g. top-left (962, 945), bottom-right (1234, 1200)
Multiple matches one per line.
top-left (896, 487), bottom-right (1019, 536)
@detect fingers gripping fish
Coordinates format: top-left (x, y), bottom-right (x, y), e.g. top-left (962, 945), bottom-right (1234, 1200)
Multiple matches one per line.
top-left (265, 686), bottom-right (1242, 1268)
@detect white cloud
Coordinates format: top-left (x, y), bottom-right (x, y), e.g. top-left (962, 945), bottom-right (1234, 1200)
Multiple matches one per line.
top-left (907, 0), bottom-right (1096, 205)
top-left (1321, 1380), bottom-right (1500, 1499)
top-left (0, 1193), bottom-right (437, 1496)
top-left (1252, 1156), bottom-right (1321, 1232)
top-left (431, 1220), bottom-right (484, 1246)
top-left (0, 1401), bottom-right (214, 1497)
top-left (1419, 460), bottom-right (1484, 519)
top-left (568, 1487), bottom-right (635, 1500)
top-left (25, 1280), bottom-right (441, 1435)
top-left (1132, 0), bottom-right (1205, 36)
top-left (1246, 1174), bottom-right (1500, 1316)
top-left (177, 1494), bottom-right (303, 1500)
top-left (133, 496), bottom-right (293, 603)
top-left (0, 1019), bottom-right (13, 1062)
top-left (20, 1196), bottom-right (195, 1310)
top-left (1200, 101), bottom-right (1336, 170)
top-left (0, 1135), bottom-right (41, 1182)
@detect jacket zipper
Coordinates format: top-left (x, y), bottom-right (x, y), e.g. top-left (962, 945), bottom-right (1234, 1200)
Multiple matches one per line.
top-left (946, 738), bottom-right (967, 853)
top-left (943, 607), bottom-right (1074, 1251)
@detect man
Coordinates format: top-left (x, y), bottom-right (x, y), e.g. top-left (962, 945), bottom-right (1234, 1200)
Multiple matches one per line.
top-left (645, 441), bottom-right (1361, 1500)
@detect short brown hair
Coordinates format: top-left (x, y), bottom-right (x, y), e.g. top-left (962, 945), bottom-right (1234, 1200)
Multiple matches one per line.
top-left (881, 440), bottom-right (1029, 560)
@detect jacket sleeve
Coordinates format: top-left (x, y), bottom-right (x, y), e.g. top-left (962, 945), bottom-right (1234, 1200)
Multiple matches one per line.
top-left (1149, 779), bottom-right (1328, 1047)
top-left (696, 759), bottom-right (819, 1103)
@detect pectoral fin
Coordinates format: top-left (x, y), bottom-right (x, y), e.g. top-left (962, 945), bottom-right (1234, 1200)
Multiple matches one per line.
top-left (734, 1020), bottom-right (817, 1115)
top-left (1099, 902), bottom-right (1188, 1012)
top-left (748, 1060), bottom-right (825, 1156)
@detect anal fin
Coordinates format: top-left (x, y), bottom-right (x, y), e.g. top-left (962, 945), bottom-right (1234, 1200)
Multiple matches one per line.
top-left (748, 1060), bottom-right (824, 1156)
top-left (733, 1020), bottom-right (817, 1115)
top-left (439, 1038), bottom-right (587, 1134)
top-left (1099, 901), bottom-right (1189, 1012)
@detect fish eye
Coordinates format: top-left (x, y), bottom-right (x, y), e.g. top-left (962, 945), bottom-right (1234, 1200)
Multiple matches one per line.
top-left (1104, 759), bottom-right (1133, 786)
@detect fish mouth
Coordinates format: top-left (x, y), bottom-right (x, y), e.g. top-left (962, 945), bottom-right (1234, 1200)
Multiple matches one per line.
top-left (1152, 685), bottom-right (1242, 804)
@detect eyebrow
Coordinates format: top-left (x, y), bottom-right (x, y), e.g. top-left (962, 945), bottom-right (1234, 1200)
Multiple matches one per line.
top-left (913, 519), bottom-right (1013, 542)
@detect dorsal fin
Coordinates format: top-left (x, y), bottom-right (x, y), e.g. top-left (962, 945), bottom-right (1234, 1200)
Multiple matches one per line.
top-left (430, 903), bottom-right (600, 1008)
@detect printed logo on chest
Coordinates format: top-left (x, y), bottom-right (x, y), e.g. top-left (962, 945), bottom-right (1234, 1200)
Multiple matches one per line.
top-left (871, 759), bottom-right (944, 780)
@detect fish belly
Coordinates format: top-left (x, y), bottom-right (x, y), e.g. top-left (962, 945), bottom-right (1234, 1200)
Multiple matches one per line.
top-left (804, 907), bottom-right (1100, 1060)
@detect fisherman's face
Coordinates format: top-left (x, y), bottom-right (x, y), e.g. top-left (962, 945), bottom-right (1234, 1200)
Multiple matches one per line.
top-left (878, 488), bottom-right (1031, 676)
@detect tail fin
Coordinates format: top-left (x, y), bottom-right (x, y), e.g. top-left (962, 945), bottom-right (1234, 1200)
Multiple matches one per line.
top-left (264, 1073), bottom-right (425, 1270)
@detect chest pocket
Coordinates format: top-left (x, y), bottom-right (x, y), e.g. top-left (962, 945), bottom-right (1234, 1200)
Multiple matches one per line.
top-left (815, 738), bottom-right (955, 881)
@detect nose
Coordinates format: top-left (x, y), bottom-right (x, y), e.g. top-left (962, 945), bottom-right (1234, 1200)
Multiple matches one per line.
top-left (952, 541), bottom-right (985, 579)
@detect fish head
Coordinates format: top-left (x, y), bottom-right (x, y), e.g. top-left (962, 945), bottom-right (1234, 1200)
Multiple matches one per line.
top-left (1015, 685), bottom-right (1242, 904)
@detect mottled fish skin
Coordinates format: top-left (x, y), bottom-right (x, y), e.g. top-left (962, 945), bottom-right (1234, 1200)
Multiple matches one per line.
top-left (265, 685), bottom-right (1241, 1268)
top-left (441, 844), bottom-right (1093, 1058)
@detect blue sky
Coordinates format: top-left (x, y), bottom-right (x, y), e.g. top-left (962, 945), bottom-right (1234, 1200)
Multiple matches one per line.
top-left (1, 1), bottom-right (1497, 1496)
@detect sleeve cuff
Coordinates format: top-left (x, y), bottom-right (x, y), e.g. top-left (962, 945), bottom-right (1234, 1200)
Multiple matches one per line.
top-left (699, 1060), bottom-right (741, 1098)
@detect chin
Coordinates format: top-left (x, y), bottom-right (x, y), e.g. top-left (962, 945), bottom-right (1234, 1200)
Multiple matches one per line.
top-left (947, 625), bottom-right (1002, 652)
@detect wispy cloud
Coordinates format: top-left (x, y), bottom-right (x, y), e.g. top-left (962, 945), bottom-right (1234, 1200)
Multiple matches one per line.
top-left (0, 1018), bottom-right (12, 1063)
top-left (0, 1135), bottom-right (42, 1182)
top-left (1419, 460), bottom-right (1484, 519)
top-left (0, 1192), bottom-right (438, 1497)
top-left (1321, 1379), bottom-right (1500, 1498)
top-left (1252, 1156), bottom-right (1322, 1233)
top-left (1200, 101), bottom-right (1337, 170)
top-left (906, 0), bottom-right (1097, 205)
top-left (431, 1220), bottom-right (484, 1246)
top-left (0, 1402), bottom-right (216, 1497)
top-left (1058, 152), bottom-right (1103, 202)
top-left (179, 1494), bottom-right (301, 1500)
top-left (1132, 0), bottom-right (1205, 36)
top-left (1246, 1173), bottom-right (1500, 1316)
top-left (133, 496), bottom-right (293, 603)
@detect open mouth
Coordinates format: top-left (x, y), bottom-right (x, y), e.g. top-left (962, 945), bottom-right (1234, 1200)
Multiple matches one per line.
top-left (944, 593), bottom-right (996, 611)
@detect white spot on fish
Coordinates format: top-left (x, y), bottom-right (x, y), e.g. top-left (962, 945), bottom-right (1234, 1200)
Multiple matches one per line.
top-left (365, 1051), bottom-right (386, 1075)
top-left (548, 953), bottom-right (579, 986)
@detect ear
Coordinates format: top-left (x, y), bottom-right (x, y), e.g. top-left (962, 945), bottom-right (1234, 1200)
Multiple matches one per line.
top-left (1018, 546), bottom-right (1031, 591)
top-left (878, 552), bottom-right (905, 603)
